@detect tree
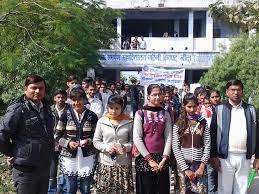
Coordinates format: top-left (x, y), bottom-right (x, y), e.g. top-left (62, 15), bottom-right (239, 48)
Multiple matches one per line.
top-left (200, 34), bottom-right (259, 107)
top-left (0, 0), bottom-right (120, 103)
top-left (209, 0), bottom-right (259, 32)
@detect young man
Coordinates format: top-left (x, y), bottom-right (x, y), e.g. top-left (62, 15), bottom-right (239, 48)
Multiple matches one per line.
top-left (86, 81), bottom-right (103, 119)
top-left (210, 79), bottom-right (259, 194)
top-left (48, 90), bottom-right (69, 194)
top-left (0, 75), bottom-right (54, 194)
top-left (66, 75), bottom-right (78, 93)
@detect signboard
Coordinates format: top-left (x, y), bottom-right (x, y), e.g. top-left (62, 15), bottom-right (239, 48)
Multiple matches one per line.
top-left (140, 66), bottom-right (185, 88)
top-left (100, 50), bottom-right (219, 69)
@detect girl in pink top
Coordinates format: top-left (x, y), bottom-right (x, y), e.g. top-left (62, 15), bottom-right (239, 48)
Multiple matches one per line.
top-left (133, 84), bottom-right (172, 194)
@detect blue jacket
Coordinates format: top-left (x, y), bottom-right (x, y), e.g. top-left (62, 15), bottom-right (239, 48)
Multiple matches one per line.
top-left (210, 101), bottom-right (259, 159)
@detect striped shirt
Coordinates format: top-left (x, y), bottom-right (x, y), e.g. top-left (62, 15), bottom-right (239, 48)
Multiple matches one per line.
top-left (172, 116), bottom-right (210, 171)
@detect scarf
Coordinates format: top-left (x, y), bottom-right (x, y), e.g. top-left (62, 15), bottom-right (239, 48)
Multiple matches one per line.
top-left (105, 113), bottom-right (131, 121)
top-left (187, 114), bottom-right (199, 121)
top-left (142, 105), bottom-right (164, 112)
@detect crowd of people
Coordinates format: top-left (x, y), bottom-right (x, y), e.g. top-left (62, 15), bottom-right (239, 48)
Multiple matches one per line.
top-left (0, 74), bottom-right (259, 194)
top-left (122, 36), bottom-right (147, 50)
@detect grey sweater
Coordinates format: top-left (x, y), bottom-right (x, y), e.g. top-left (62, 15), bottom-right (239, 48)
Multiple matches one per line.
top-left (93, 116), bottom-right (133, 166)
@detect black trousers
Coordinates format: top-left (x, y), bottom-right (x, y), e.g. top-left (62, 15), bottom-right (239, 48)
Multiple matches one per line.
top-left (49, 151), bottom-right (60, 179)
top-left (136, 169), bottom-right (170, 194)
top-left (12, 167), bottom-right (50, 194)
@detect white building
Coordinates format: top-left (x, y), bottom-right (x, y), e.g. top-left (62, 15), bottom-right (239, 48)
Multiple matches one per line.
top-left (98, 0), bottom-right (240, 84)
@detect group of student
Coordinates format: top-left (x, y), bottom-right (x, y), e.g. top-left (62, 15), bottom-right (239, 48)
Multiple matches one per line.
top-left (48, 76), bottom-right (259, 194)
top-left (1, 74), bottom-right (258, 194)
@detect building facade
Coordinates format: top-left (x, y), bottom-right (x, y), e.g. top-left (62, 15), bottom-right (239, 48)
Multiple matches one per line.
top-left (98, 0), bottom-right (240, 84)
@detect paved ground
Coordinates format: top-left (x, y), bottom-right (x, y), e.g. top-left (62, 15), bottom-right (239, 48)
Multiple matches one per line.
top-left (248, 176), bottom-right (259, 194)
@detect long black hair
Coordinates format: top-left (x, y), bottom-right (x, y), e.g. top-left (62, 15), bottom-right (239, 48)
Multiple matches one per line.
top-left (175, 93), bottom-right (198, 137)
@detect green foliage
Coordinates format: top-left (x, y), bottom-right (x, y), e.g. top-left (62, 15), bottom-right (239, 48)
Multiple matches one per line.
top-left (200, 34), bottom-right (259, 107)
top-left (0, 0), bottom-right (121, 103)
top-left (209, 0), bottom-right (259, 32)
top-left (0, 155), bottom-right (15, 192)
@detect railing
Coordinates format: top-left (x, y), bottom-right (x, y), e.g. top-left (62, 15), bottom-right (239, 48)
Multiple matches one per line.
top-left (105, 0), bottom-right (240, 9)
top-left (110, 37), bottom-right (232, 52)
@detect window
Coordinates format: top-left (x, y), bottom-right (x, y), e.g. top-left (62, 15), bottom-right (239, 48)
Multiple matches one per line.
top-left (179, 19), bottom-right (188, 37)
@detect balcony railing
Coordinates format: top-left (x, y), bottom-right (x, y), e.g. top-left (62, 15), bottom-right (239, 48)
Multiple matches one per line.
top-left (109, 37), bottom-right (232, 52)
top-left (105, 0), bottom-right (240, 9)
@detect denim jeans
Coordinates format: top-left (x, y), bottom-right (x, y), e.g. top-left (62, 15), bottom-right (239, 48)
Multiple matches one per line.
top-left (57, 174), bottom-right (67, 193)
top-left (207, 163), bottom-right (218, 194)
top-left (63, 175), bottom-right (92, 194)
top-left (48, 151), bottom-right (60, 194)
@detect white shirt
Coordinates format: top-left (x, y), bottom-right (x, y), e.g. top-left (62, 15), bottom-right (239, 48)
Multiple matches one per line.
top-left (100, 92), bottom-right (110, 114)
top-left (86, 97), bottom-right (103, 119)
top-left (228, 101), bottom-right (247, 153)
top-left (139, 39), bottom-right (147, 50)
top-left (55, 105), bottom-right (66, 118)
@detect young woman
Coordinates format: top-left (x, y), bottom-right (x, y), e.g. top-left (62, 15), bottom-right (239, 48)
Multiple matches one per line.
top-left (93, 94), bottom-right (134, 194)
top-left (133, 84), bottom-right (172, 194)
top-left (55, 87), bottom-right (98, 194)
top-left (210, 89), bottom-right (221, 106)
top-left (172, 93), bottom-right (210, 194)
top-left (208, 89), bottom-right (221, 194)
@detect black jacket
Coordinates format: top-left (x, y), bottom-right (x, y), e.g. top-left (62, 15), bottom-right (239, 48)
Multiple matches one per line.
top-left (0, 96), bottom-right (54, 168)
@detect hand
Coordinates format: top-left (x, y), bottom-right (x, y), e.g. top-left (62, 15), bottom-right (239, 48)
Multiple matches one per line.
top-left (253, 159), bottom-right (259, 171)
top-left (158, 158), bottom-right (167, 171)
top-left (80, 139), bottom-right (89, 147)
top-left (112, 143), bottom-right (124, 154)
top-left (149, 160), bottom-right (159, 172)
top-left (108, 144), bottom-right (117, 155)
top-left (185, 170), bottom-right (196, 182)
top-left (195, 163), bottom-right (205, 178)
top-left (6, 156), bottom-right (14, 166)
top-left (210, 157), bottom-right (221, 172)
top-left (69, 141), bottom-right (79, 150)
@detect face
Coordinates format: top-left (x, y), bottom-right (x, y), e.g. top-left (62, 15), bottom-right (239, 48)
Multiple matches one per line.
top-left (204, 99), bottom-right (211, 108)
top-left (185, 101), bottom-right (198, 116)
top-left (100, 84), bottom-right (106, 93)
top-left (110, 84), bottom-right (116, 92)
top-left (107, 103), bottom-right (122, 118)
top-left (226, 85), bottom-right (243, 104)
top-left (87, 86), bottom-right (96, 98)
top-left (24, 81), bottom-right (46, 103)
top-left (116, 83), bottom-right (121, 90)
top-left (164, 93), bottom-right (171, 103)
top-left (95, 81), bottom-right (101, 90)
top-left (54, 94), bottom-right (66, 108)
top-left (184, 85), bottom-right (190, 93)
top-left (67, 79), bottom-right (78, 89)
top-left (197, 94), bottom-right (205, 104)
top-left (124, 85), bottom-right (130, 91)
top-left (210, 92), bottom-right (221, 105)
top-left (148, 87), bottom-right (162, 106)
top-left (82, 81), bottom-right (89, 92)
top-left (71, 97), bottom-right (85, 113)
